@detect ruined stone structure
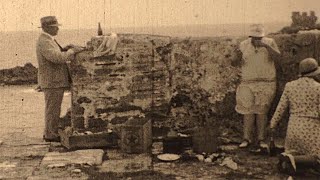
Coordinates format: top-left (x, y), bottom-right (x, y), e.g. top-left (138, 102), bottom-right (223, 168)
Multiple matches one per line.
top-left (70, 33), bottom-right (320, 137)
top-left (281, 11), bottom-right (319, 34)
top-left (291, 11), bottom-right (318, 29)
top-left (70, 35), bottom-right (171, 131)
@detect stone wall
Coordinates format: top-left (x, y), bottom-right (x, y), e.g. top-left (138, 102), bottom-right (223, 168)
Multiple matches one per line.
top-left (70, 34), bottom-right (171, 130)
top-left (70, 33), bottom-right (320, 136)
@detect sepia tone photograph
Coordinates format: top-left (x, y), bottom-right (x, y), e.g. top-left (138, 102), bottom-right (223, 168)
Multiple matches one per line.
top-left (0, 0), bottom-right (320, 179)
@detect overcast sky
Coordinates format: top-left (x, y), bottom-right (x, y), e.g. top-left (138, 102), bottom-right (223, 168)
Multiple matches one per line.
top-left (1, 0), bottom-right (320, 32)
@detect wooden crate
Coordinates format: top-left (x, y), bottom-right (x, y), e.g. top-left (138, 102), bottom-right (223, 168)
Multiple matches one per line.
top-left (59, 128), bottom-right (119, 150)
top-left (120, 118), bottom-right (152, 153)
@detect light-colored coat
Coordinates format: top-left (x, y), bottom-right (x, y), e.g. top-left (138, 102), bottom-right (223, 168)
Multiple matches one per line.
top-left (36, 33), bottom-right (74, 88)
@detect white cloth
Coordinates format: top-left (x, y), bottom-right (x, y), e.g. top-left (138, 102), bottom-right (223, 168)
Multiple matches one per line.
top-left (93, 33), bottom-right (119, 58)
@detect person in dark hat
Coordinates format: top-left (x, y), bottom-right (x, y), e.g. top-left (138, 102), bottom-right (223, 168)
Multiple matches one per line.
top-left (236, 24), bottom-right (281, 149)
top-left (270, 58), bottom-right (320, 175)
top-left (36, 16), bottom-right (83, 142)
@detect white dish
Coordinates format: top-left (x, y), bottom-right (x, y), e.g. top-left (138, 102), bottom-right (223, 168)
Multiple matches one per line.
top-left (157, 153), bottom-right (181, 162)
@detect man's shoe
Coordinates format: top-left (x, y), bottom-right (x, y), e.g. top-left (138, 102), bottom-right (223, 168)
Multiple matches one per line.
top-left (239, 140), bottom-right (250, 148)
top-left (259, 140), bottom-right (268, 149)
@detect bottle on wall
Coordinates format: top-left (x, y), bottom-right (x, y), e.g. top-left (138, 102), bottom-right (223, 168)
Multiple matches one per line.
top-left (98, 22), bottom-right (103, 36)
top-left (269, 136), bottom-right (276, 156)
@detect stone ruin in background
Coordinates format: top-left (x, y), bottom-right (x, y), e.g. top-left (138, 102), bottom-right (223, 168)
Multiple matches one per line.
top-left (291, 11), bottom-right (317, 29)
top-left (281, 11), bottom-right (320, 34)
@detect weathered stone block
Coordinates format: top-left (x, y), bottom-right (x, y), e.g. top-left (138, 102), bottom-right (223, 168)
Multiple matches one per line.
top-left (41, 149), bottom-right (105, 166)
top-left (120, 118), bottom-right (152, 153)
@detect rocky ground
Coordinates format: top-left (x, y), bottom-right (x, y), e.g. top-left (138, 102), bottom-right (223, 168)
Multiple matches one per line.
top-left (1, 131), bottom-right (319, 180)
top-left (0, 86), bottom-right (319, 180)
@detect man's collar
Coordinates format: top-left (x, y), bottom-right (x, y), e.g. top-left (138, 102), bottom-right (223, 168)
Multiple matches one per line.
top-left (42, 31), bottom-right (55, 40)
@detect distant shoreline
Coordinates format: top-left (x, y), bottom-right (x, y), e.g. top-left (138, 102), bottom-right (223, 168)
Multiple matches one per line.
top-left (0, 63), bottom-right (37, 86)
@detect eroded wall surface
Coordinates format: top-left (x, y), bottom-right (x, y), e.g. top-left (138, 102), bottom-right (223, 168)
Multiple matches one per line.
top-left (70, 33), bottom-right (320, 135)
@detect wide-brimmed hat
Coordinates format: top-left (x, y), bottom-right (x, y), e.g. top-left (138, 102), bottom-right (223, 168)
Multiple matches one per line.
top-left (38, 16), bottom-right (61, 28)
top-left (249, 24), bottom-right (265, 37)
top-left (299, 58), bottom-right (320, 77)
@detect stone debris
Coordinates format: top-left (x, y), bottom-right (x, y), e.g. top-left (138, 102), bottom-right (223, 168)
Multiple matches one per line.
top-left (72, 169), bottom-right (82, 173)
top-left (0, 140), bottom-right (3, 145)
top-left (195, 154), bottom-right (205, 162)
top-left (47, 163), bottom-right (66, 168)
top-left (41, 149), bottom-right (104, 167)
top-left (99, 153), bottom-right (152, 173)
top-left (219, 145), bottom-right (239, 152)
top-left (193, 152), bottom-right (226, 163)
top-left (220, 157), bottom-right (238, 170)
top-left (204, 157), bottom-right (212, 163)
top-left (209, 153), bottom-right (220, 159)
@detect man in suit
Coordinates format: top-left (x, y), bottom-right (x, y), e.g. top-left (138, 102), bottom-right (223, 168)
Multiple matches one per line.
top-left (36, 16), bottom-right (83, 142)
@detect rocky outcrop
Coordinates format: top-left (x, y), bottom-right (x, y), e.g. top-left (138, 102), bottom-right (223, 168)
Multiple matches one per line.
top-left (0, 63), bottom-right (37, 85)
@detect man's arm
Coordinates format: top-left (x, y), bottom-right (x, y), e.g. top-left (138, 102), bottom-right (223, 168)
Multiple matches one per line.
top-left (258, 39), bottom-right (281, 61)
top-left (264, 44), bottom-right (281, 57)
top-left (39, 39), bottom-right (75, 64)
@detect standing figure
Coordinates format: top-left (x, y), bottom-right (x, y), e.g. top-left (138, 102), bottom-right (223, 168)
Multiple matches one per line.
top-left (270, 58), bottom-right (320, 174)
top-left (236, 24), bottom-right (281, 148)
top-left (36, 16), bottom-right (83, 142)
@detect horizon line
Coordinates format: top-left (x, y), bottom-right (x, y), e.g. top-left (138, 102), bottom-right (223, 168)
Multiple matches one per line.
top-left (0, 21), bottom-right (290, 33)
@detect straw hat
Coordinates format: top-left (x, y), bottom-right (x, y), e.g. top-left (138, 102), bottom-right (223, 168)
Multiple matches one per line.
top-left (299, 58), bottom-right (320, 77)
top-left (249, 24), bottom-right (265, 37)
top-left (38, 16), bottom-right (61, 28)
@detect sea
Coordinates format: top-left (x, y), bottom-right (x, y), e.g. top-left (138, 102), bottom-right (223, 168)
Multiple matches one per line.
top-left (0, 22), bottom-right (288, 69)
top-left (0, 85), bottom-right (70, 137)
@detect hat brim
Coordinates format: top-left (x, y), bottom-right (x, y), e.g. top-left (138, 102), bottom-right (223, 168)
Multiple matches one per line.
top-left (302, 67), bottom-right (320, 77)
top-left (38, 23), bottom-right (62, 28)
top-left (248, 34), bottom-right (265, 38)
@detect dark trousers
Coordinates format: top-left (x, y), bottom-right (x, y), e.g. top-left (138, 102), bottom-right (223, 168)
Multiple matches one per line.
top-left (43, 88), bottom-right (64, 139)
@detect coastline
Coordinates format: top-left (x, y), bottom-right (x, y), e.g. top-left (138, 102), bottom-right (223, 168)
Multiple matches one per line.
top-left (0, 63), bottom-right (38, 86)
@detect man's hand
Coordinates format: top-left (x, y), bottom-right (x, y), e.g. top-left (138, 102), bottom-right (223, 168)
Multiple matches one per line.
top-left (64, 44), bottom-right (76, 50)
top-left (255, 41), bottom-right (269, 48)
top-left (71, 46), bottom-right (85, 54)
